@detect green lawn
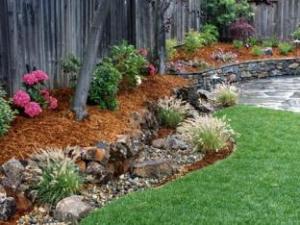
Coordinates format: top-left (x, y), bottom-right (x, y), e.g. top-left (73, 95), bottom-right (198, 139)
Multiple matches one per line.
top-left (81, 106), bottom-right (300, 225)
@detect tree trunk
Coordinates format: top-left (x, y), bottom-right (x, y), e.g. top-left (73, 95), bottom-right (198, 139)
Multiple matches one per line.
top-left (154, 0), bottom-right (167, 75)
top-left (72, 1), bottom-right (111, 120)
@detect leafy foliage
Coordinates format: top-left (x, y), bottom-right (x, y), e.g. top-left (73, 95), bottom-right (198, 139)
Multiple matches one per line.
top-left (166, 39), bottom-right (178, 60)
top-left (89, 60), bottom-right (122, 110)
top-left (233, 40), bottom-right (244, 49)
top-left (292, 27), bottom-right (300, 40)
top-left (229, 18), bottom-right (255, 41)
top-left (246, 37), bottom-right (259, 46)
top-left (26, 149), bottom-right (83, 205)
top-left (201, 24), bottom-right (219, 45)
top-left (262, 37), bottom-right (279, 48)
top-left (278, 42), bottom-right (294, 55)
top-left (178, 115), bottom-right (235, 152)
top-left (184, 31), bottom-right (206, 52)
top-left (61, 54), bottom-right (81, 88)
top-left (0, 86), bottom-right (16, 136)
top-left (110, 42), bottom-right (147, 89)
top-left (251, 46), bottom-right (264, 56)
top-left (203, 0), bottom-right (253, 27)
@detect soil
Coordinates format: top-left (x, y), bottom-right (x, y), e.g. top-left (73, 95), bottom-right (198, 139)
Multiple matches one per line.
top-left (172, 43), bottom-right (300, 72)
top-left (0, 75), bottom-right (188, 166)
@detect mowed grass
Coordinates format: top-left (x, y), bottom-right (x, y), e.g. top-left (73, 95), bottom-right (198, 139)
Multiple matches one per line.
top-left (81, 106), bottom-right (300, 225)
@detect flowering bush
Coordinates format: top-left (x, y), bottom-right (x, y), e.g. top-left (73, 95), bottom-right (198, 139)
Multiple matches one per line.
top-left (13, 70), bottom-right (58, 118)
top-left (148, 64), bottom-right (157, 76)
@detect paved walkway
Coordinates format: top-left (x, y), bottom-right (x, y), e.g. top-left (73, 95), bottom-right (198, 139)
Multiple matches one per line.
top-left (238, 76), bottom-right (300, 112)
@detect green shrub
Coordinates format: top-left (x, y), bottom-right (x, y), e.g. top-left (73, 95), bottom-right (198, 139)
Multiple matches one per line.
top-left (184, 31), bottom-right (206, 52)
top-left (262, 37), bottom-right (279, 48)
top-left (246, 37), bottom-right (259, 46)
top-left (233, 40), bottom-right (244, 49)
top-left (61, 54), bottom-right (81, 88)
top-left (89, 60), bottom-right (122, 110)
top-left (0, 87), bottom-right (15, 136)
top-left (201, 24), bottom-right (219, 45)
top-left (27, 149), bottom-right (83, 205)
top-left (203, 0), bottom-right (253, 27)
top-left (110, 41), bottom-right (147, 89)
top-left (214, 84), bottom-right (239, 107)
top-left (251, 46), bottom-right (264, 56)
top-left (166, 39), bottom-right (178, 60)
top-left (278, 42), bottom-right (294, 55)
top-left (158, 108), bottom-right (184, 129)
top-left (157, 97), bottom-right (191, 128)
top-left (292, 27), bottom-right (300, 40)
top-left (178, 115), bottom-right (235, 153)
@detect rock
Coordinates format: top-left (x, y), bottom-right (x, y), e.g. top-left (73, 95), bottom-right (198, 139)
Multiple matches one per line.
top-left (75, 160), bottom-right (87, 172)
top-left (132, 160), bottom-right (175, 178)
top-left (151, 138), bottom-right (165, 149)
top-left (86, 162), bottom-right (111, 184)
top-left (262, 47), bottom-right (273, 56)
top-left (289, 63), bottom-right (299, 69)
top-left (54, 195), bottom-right (93, 225)
top-left (82, 147), bottom-right (109, 164)
top-left (0, 185), bottom-right (6, 198)
top-left (165, 135), bottom-right (189, 150)
top-left (0, 197), bottom-right (16, 221)
top-left (1, 158), bottom-right (25, 191)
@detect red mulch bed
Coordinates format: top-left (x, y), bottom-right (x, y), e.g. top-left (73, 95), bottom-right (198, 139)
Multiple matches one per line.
top-left (173, 43), bottom-right (300, 72)
top-left (0, 75), bottom-right (188, 166)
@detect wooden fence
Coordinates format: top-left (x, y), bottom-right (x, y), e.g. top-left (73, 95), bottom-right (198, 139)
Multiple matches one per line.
top-left (252, 0), bottom-right (300, 39)
top-left (0, 0), bottom-right (202, 94)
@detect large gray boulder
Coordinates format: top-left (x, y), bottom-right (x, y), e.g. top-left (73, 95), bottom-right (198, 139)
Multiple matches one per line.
top-left (0, 196), bottom-right (16, 221)
top-left (54, 195), bottom-right (93, 225)
top-left (1, 158), bottom-right (25, 191)
top-left (132, 160), bottom-right (175, 178)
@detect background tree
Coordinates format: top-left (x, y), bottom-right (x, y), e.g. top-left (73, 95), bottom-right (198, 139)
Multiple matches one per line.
top-left (72, 1), bottom-right (111, 120)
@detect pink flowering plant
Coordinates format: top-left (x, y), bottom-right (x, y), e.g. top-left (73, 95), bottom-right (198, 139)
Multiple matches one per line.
top-left (13, 70), bottom-right (58, 118)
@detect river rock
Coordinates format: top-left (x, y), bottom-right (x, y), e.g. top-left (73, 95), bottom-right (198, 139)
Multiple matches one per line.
top-left (132, 160), bottom-right (175, 178)
top-left (0, 196), bottom-right (16, 221)
top-left (54, 195), bottom-right (93, 225)
top-left (1, 158), bottom-right (25, 191)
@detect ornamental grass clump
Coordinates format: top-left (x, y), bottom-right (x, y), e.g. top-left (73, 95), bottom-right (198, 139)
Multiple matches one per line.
top-left (214, 84), bottom-right (239, 107)
top-left (157, 97), bottom-right (192, 128)
top-left (177, 115), bottom-right (235, 153)
top-left (25, 149), bottom-right (83, 205)
top-left (0, 87), bottom-right (16, 136)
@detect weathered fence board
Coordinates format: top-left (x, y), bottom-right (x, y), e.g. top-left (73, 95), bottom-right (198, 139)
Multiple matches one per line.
top-left (252, 0), bottom-right (300, 40)
top-left (0, 0), bottom-right (202, 94)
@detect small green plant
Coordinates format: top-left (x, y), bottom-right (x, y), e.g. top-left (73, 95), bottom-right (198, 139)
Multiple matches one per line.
top-left (157, 97), bottom-right (191, 128)
top-left (214, 84), bottom-right (239, 107)
top-left (184, 31), bottom-right (206, 52)
top-left (178, 115), bottom-right (235, 153)
top-left (26, 149), bottom-right (83, 205)
top-left (262, 40), bottom-right (273, 48)
top-left (0, 86), bottom-right (16, 136)
top-left (110, 41), bottom-right (147, 89)
top-left (158, 109), bottom-right (184, 129)
top-left (233, 40), bottom-right (244, 49)
top-left (251, 45), bottom-right (264, 56)
top-left (89, 59), bottom-right (122, 110)
top-left (61, 54), bottom-right (81, 88)
top-left (166, 39), bottom-right (178, 60)
top-left (246, 37), bottom-right (259, 46)
top-left (292, 27), bottom-right (300, 40)
top-left (201, 24), bottom-right (219, 45)
top-left (278, 42), bottom-right (294, 55)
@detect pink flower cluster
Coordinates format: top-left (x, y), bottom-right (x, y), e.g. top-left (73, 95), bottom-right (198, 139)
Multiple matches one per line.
top-left (13, 70), bottom-right (58, 118)
top-left (22, 70), bottom-right (49, 86)
top-left (148, 64), bottom-right (157, 76)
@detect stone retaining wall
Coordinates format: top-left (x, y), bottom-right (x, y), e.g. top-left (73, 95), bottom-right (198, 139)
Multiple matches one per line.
top-left (176, 58), bottom-right (300, 90)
